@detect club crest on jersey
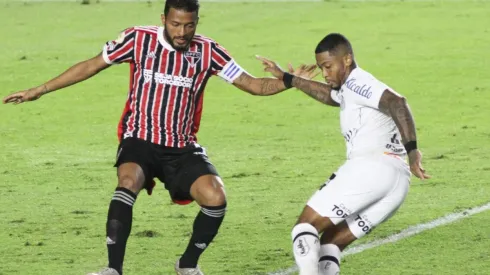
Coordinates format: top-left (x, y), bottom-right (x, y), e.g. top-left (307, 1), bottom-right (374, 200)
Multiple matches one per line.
top-left (184, 51), bottom-right (201, 67)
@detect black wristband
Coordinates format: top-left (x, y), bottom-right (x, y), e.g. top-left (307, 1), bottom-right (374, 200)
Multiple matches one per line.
top-left (404, 141), bottom-right (417, 154)
top-left (283, 72), bottom-right (294, 89)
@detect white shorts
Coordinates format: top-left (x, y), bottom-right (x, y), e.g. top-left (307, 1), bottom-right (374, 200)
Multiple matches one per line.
top-left (307, 155), bottom-right (411, 238)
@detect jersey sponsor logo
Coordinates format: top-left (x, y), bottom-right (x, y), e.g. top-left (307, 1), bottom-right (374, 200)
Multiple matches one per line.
top-left (354, 214), bottom-right (373, 234)
top-left (184, 51), bottom-right (201, 67)
top-left (345, 78), bottom-right (373, 99)
top-left (142, 69), bottom-right (193, 88)
top-left (386, 144), bottom-right (405, 153)
top-left (331, 204), bottom-right (351, 218)
top-left (385, 133), bottom-right (404, 153)
top-left (154, 72), bottom-right (193, 88)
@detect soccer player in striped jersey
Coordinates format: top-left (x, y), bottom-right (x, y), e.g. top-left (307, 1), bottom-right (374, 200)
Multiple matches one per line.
top-left (2, 1), bottom-right (317, 275)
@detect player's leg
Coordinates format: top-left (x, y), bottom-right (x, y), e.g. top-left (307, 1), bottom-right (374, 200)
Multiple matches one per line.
top-left (292, 205), bottom-right (335, 275)
top-left (317, 184), bottom-right (409, 275)
top-left (167, 146), bottom-right (226, 271)
top-left (178, 175), bottom-right (227, 268)
top-left (317, 222), bottom-right (355, 275)
top-left (291, 171), bottom-right (358, 275)
top-left (297, 158), bottom-right (399, 275)
top-left (317, 157), bottom-right (411, 275)
top-left (102, 138), bottom-right (152, 275)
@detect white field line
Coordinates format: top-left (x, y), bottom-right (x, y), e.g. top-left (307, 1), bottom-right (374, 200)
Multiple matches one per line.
top-left (268, 202), bottom-right (490, 275)
top-left (4, 0), bottom-right (485, 3)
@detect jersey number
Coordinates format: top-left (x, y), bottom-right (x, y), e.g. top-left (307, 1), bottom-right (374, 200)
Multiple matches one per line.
top-left (391, 133), bottom-right (401, 144)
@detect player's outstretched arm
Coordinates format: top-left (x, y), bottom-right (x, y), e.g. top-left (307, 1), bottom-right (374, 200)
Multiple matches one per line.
top-left (231, 55), bottom-right (319, 96)
top-left (378, 89), bottom-right (430, 180)
top-left (253, 56), bottom-right (339, 106)
top-left (290, 76), bottom-right (339, 107)
top-left (3, 53), bottom-right (110, 105)
top-left (232, 72), bottom-right (288, 96)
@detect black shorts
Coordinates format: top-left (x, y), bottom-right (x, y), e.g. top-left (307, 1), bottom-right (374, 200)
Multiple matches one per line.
top-left (114, 137), bottom-right (219, 202)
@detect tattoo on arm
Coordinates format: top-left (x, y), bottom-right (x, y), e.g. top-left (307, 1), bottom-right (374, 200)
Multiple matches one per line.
top-left (378, 89), bottom-right (417, 144)
top-left (233, 73), bottom-right (286, 96)
top-left (234, 73), bottom-right (252, 89)
top-left (41, 85), bottom-right (49, 95)
top-left (292, 76), bottom-right (338, 106)
top-left (259, 78), bottom-right (284, 95)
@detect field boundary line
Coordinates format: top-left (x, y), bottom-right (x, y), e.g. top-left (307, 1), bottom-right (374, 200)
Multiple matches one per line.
top-left (268, 201), bottom-right (490, 275)
top-left (4, 0), bottom-right (484, 3)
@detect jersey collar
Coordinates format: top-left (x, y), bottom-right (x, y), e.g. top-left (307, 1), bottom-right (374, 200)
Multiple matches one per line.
top-left (158, 27), bottom-right (176, 51)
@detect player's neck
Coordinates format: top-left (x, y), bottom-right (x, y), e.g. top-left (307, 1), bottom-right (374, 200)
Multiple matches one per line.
top-left (341, 63), bottom-right (357, 86)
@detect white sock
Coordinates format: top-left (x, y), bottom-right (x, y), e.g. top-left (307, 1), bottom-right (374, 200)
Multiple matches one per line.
top-left (318, 244), bottom-right (341, 275)
top-left (291, 223), bottom-right (320, 275)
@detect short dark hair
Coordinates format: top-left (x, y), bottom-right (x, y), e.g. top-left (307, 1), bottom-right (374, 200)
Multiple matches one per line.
top-left (315, 33), bottom-right (353, 55)
top-left (164, 0), bottom-right (200, 16)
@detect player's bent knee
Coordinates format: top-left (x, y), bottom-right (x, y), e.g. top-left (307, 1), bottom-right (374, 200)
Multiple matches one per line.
top-left (117, 175), bottom-right (144, 194)
top-left (116, 162), bottom-right (145, 194)
top-left (330, 229), bottom-right (358, 251)
top-left (191, 175), bottom-right (227, 206)
top-left (331, 239), bottom-right (353, 251)
top-left (202, 187), bottom-right (226, 206)
top-left (319, 225), bottom-right (338, 244)
top-left (295, 206), bottom-right (333, 234)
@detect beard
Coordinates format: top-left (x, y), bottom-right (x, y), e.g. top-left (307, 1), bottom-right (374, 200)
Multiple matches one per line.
top-left (163, 28), bottom-right (193, 52)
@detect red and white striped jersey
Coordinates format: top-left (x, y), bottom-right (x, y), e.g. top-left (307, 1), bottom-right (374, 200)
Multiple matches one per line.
top-left (102, 26), bottom-right (245, 148)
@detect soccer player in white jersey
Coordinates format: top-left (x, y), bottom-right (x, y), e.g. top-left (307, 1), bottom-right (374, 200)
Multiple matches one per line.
top-left (257, 33), bottom-right (430, 274)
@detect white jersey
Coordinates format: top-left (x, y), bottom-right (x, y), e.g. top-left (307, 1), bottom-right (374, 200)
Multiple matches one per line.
top-left (330, 67), bottom-right (406, 160)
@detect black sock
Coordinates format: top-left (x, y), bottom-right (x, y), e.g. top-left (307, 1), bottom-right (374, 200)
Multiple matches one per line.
top-left (106, 187), bottom-right (136, 275)
top-left (179, 203), bottom-right (227, 268)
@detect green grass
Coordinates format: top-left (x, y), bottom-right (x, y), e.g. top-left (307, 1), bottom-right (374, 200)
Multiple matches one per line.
top-left (343, 211), bottom-right (490, 275)
top-left (0, 1), bottom-right (489, 274)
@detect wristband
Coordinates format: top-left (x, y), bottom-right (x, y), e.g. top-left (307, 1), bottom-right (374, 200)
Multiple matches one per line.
top-left (283, 72), bottom-right (294, 89)
top-left (404, 141), bottom-right (417, 154)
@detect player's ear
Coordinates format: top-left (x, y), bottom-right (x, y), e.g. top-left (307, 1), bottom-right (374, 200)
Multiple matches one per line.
top-left (344, 54), bottom-right (353, 67)
top-left (160, 14), bottom-right (166, 25)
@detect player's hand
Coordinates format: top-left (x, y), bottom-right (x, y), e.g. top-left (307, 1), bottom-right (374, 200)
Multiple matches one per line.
top-left (287, 63), bottom-right (319, 80)
top-left (2, 86), bottom-right (45, 105)
top-left (256, 55), bottom-right (286, 79)
top-left (408, 149), bottom-right (431, 180)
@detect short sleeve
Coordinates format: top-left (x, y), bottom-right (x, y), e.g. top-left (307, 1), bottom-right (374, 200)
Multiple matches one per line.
top-left (344, 76), bottom-right (388, 109)
top-left (102, 27), bottom-right (136, 65)
top-left (330, 89), bottom-right (341, 104)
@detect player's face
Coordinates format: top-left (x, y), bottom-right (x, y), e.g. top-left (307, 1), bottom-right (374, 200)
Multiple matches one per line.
top-left (161, 8), bottom-right (199, 51)
top-left (316, 51), bottom-right (351, 89)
